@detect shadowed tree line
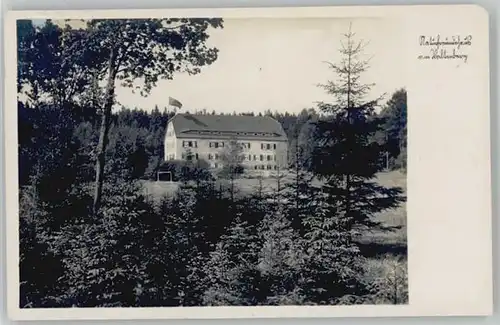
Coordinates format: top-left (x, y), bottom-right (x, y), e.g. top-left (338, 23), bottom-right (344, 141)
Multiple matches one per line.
top-left (18, 20), bottom-right (407, 308)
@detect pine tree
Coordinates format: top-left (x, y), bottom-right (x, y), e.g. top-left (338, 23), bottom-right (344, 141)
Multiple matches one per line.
top-left (203, 212), bottom-right (262, 306)
top-left (257, 209), bottom-right (306, 305)
top-left (300, 190), bottom-right (364, 304)
top-left (283, 137), bottom-right (320, 232)
top-left (311, 22), bottom-right (404, 234)
top-left (379, 88), bottom-right (407, 170)
top-left (164, 185), bottom-right (215, 306)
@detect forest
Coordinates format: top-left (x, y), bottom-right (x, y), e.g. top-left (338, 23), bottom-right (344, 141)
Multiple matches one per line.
top-left (17, 19), bottom-right (408, 307)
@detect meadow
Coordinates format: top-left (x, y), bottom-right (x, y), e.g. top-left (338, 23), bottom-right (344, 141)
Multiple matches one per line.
top-left (143, 169), bottom-right (407, 254)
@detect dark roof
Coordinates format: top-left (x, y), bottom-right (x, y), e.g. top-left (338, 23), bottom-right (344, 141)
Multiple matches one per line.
top-left (169, 113), bottom-right (288, 141)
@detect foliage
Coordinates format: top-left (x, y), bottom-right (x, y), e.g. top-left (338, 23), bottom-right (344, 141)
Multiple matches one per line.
top-left (19, 185), bottom-right (65, 308)
top-left (203, 212), bottom-right (263, 306)
top-left (377, 89), bottom-right (408, 170)
top-left (311, 23), bottom-right (404, 232)
top-left (159, 159), bottom-right (213, 182)
top-left (257, 210), bottom-right (307, 305)
top-left (362, 255), bottom-right (408, 304)
top-left (219, 138), bottom-right (246, 178)
top-left (18, 19), bottom-right (407, 309)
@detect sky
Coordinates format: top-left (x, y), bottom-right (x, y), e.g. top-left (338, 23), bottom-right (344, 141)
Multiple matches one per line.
top-left (33, 17), bottom-right (405, 114)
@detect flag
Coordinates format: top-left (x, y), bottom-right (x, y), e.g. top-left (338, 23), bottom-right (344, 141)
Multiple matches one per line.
top-left (168, 97), bottom-right (183, 109)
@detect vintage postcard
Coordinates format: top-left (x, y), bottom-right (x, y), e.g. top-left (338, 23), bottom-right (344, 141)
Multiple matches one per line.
top-left (3, 4), bottom-right (492, 321)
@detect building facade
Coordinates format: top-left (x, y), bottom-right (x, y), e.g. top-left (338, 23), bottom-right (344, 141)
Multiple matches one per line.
top-left (164, 113), bottom-right (288, 174)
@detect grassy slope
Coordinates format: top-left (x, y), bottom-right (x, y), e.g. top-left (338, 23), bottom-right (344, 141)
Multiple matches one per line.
top-left (358, 170), bottom-right (407, 255)
top-left (142, 170), bottom-right (407, 251)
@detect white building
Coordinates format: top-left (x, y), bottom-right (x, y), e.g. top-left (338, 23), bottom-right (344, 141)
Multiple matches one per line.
top-left (164, 113), bottom-right (288, 174)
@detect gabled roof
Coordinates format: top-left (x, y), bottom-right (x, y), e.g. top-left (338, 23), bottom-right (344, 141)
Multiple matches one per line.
top-left (168, 113), bottom-right (288, 141)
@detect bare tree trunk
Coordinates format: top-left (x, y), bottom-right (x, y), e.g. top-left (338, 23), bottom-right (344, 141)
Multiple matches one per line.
top-left (93, 48), bottom-right (117, 214)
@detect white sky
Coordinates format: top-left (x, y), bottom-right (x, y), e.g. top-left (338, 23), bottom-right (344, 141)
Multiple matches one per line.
top-left (35, 17), bottom-right (405, 114)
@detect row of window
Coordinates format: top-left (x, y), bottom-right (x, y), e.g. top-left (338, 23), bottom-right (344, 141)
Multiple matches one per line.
top-left (194, 131), bottom-right (273, 137)
top-left (254, 165), bottom-right (279, 170)
top-left (208, 154), bottom-right (277, 161)
top-left (171, 153), bottom-right (279, 162)
top-left (209, 163), bottom-right (279, 170)
top-left (261, 143), bottom-right (277, 150)
top-left (209, 141), bottom-right (224, 148)
top-left (249, 154), bottom-right (276, 162)
top-left (182, 140), bottom-right (198, 148)
top-left (182, 140), bottom-right (277, 150)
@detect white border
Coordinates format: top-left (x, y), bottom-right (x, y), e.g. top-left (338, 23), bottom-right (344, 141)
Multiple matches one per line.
top-left (3, 4), bottom-right (493, 321)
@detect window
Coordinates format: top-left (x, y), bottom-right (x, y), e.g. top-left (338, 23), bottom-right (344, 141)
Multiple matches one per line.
top-left (247, 143), bottom-right (251, 149)
top-left (254, 166), bottom-right (258, 170)
top-left (274, 155), bottom-right (276, 161)
top-left (266, 144), bottom-right (271, 150)
top-left (273, 144), bottom-right (276, 150)
top-left (267, 155), bottom-right (271, 161)
top-left (248, 154), bottom-right (252, 161)
top-left (260, 155), bottom-right (264, 161)
top-left (214, 163), bottom-right (218, 168)
top-left (208, 153), bottom-right (213, 160)
top-left (183, 141), bottom-right (197, 148)
top-left (215, 154), bottom-right (219, 160)
top-left (195, 153), bottom-right (199, 160)
top-left (267, 165), bottom-right (272, 170)
top-left (273, 165), bottom-right (277, 170)
top-left (253, 155), bottom-right (257, 160)
top-left (261, 143), bottom-right (264, 149)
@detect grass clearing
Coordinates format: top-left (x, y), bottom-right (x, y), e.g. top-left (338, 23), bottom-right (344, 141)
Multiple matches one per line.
top-left (142, 169), bottom-right (407, 255)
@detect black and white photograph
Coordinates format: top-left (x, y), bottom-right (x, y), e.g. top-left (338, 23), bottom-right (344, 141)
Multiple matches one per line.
top-left (4, 4), bottom-right (492, 320)
top-left (15, 15), bottom-right (408, 309)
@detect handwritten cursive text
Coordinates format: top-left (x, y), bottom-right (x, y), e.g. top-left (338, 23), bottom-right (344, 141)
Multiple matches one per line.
top-left (418, 34), bottom-right (472, 64)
